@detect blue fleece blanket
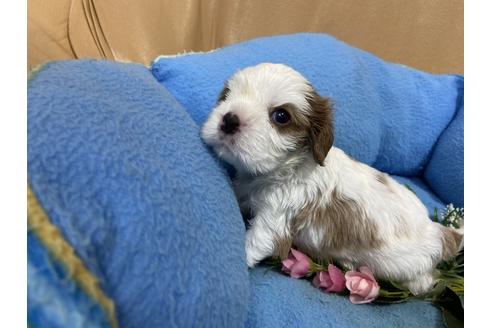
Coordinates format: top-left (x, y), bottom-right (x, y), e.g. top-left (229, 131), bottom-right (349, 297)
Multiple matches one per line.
top-left (28, 61), bottom-right (249, 328)
top-left (28, 33), bottom-right (463, 328)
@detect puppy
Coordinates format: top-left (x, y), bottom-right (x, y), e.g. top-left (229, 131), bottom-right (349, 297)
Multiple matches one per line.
top-left (201, 63), bottom-right (463, 295)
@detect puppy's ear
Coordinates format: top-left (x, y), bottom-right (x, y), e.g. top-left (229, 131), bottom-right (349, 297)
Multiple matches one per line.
top-left (306, 90), bottom-right (334, 166)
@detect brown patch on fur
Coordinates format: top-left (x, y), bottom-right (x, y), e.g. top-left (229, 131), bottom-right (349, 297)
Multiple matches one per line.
top-left (306, 90), bottom-right (334, 166)
top-left (376, 173), bottom-right (389, 186)
top-left (217, 85), bottom-right (230, 103)
top-left (268, 88), bottom-right (334, 165)
top-left (393, 215), bottom-right (411, 239)
top-left (441, 226), bottom-right (463, 260)
top-left (292, 189), bottom-right (382, 260)
top-left (273, 234), bottom-right (293, 259)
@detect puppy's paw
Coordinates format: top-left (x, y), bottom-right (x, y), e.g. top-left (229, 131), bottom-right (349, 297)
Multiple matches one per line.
top-left (245, 242), bottom-right (261, 268)
top-left (246, 251), bottom-right (258, 268)
top-left (402, 272), bottom-right (435, 296)
top-left (244, 225), bottom-right (275, 268)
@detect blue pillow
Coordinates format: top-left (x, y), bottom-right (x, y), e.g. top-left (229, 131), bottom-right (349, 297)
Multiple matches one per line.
top-left (424, 90), bottom-right (464, 208)
top-left (151, 33), bottom-right (463, 176)
top-left (28, 60), bottom-right (249, 327)
top-left (247, 269), bottom-right (443, 328)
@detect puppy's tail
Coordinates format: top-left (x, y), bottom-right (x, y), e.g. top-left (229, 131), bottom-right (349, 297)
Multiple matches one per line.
top-left (440, 222), bottom-right (464, 261)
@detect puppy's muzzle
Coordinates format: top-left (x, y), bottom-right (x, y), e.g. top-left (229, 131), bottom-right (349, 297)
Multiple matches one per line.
top-left (220, 112), bottom-right (240, 135)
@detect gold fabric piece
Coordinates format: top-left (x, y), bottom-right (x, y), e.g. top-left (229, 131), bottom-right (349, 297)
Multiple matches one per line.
top-left (27, 185), bottom-right (118, 328)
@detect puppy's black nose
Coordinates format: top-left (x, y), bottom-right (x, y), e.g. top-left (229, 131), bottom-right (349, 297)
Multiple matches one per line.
top-left (221, 112), bottom-right (240, 134)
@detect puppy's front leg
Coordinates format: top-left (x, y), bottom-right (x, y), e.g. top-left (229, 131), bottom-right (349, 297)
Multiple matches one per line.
top-left (245, 212), bottom-right (290, 268)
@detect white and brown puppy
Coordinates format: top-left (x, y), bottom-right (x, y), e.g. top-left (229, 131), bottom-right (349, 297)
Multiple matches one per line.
top-left (201, 63), bottom-right (463, 295)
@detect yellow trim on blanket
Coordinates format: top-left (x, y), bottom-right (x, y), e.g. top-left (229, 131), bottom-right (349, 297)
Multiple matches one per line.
top-left (27, 185), bottom-right (118, 328)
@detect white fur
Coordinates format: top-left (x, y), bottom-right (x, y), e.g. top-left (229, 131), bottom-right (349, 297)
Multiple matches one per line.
top-left (201, 63), bottom-right (460, 295)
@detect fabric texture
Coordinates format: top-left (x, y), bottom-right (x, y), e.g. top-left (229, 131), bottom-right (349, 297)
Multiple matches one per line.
top-left (27, 184), bottom-right (117, 328)
top-left (424, 90), bottom-right (464, 208)
top-left (247, 268), bottom-right (444, 328)
top-left (28, 232), bottom-right (112, 328)
top-left (27, 60), bottom-right (249, 328)
top-left (151, 33), bottom-right (463, 179)
top-left (27, 33), bottom-right (463, 327)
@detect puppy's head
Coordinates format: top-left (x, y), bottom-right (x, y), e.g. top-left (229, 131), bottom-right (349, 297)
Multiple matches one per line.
top-left (201, 63), bottom-right (334, 175)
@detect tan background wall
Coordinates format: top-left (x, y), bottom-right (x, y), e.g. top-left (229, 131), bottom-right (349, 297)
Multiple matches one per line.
top-left (28, 0), bottom-right (463, 74)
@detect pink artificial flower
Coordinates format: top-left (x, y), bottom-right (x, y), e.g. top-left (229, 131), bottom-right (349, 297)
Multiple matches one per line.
top-left (313, 264), bottom-right (346, 293)
top-left (345, 266), bottom-right (380, 304)
top-left (281, 249), bottom-right (311, 278)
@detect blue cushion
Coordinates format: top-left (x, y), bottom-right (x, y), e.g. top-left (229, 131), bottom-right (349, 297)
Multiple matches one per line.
top-left (151, 33), bottom-right (463, 177)
top-left (248, 268), bottom-right (444, 328)
top-left (424, 93), bottom-right (464, 208)
top-left (28, 60), bottom-right (249, 328)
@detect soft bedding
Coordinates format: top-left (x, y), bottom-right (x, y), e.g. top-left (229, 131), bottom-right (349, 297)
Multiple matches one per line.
top-left (28, 33), bottom-right (463, 327)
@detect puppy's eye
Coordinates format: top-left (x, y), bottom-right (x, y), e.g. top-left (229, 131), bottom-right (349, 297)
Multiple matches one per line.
top-left (271, 108), bottom-right (291, 125)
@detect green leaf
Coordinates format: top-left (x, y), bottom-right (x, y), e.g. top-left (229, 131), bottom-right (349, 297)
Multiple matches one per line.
top-left (260, 257), bottom-right (283, 276)
top-left (404, 183), bottom-right (417, 195)
top-left (433, 208), bottom-right (439, 222)
top-left (262, 257), bottom-right (282, 267)
top-left (441, 306), bottom-right (464, 328)
top-left (433, 287), bottom-right (464, 327)
top-left (374, 296), bottom-right (412, 304)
